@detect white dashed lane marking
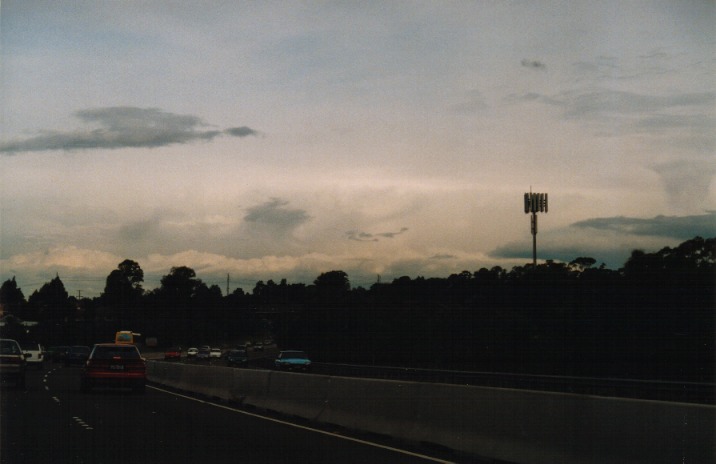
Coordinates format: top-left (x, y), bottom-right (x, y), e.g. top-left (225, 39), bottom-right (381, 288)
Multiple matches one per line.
top-left (73, 417), bottom-right (94, 430)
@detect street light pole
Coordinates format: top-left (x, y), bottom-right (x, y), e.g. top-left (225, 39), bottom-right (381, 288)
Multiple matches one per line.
top-left (524, 191), bottom-right (548, 267)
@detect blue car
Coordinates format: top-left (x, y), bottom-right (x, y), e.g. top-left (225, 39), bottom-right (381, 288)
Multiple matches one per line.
top-left (274, 350), bottom-right (311, 371)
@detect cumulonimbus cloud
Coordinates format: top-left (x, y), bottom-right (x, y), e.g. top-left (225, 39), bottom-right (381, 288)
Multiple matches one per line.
top-left (0, 107), bottom-right (258, 154)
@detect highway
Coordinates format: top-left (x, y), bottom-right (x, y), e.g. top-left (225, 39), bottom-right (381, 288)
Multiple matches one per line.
top-left (1, 365), bottom-right (471, 464)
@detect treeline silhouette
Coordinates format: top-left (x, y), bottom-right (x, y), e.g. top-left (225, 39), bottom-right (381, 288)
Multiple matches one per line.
top-left (1, 236), bottom-right (713, 382)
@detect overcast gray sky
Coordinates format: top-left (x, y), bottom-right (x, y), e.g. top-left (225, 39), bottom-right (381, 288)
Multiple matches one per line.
top-left (1, 1), bottom-right (714, 297)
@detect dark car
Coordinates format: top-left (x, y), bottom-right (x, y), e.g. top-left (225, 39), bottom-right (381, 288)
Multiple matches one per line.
top-left (65, 345), bottom-right (91, 366)
top-left (81, 343), bottom-right (146, 393)
top-left (164, 347), bottom-right (182, 361)
top-left (0, 339), bottom-right (28, 389)
top-left (274, 350), bottom-right (311, 372)
top-left (226, 349), bottom-right (248, 367)
top-left (196, 348), bottom-right (211, 360)
top-left (52, 346), bottom-right (70, 363)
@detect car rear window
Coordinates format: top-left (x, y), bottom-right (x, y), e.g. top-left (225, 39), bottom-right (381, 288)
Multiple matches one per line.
top-left (92, 346), bottom-right (141, 359)
top-left (20, 342), bottom-right (40, 350)
top-left (1, 340), bottom-right (21, 355)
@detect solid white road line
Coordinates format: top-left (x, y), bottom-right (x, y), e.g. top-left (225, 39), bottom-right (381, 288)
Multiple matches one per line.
top-left (148, 385), bottom-right (455, 464)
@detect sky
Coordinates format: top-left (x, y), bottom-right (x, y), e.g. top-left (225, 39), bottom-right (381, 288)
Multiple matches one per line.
top-left (1, 1), bottom-right (714, 298)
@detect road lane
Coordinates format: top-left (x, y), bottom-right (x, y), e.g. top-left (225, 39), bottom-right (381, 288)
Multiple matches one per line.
top-left (2, 365), bottom-right (466, 464)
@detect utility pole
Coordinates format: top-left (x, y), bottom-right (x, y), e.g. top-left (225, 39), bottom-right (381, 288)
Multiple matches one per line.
top-left (524, 190), bottom-right (548, 267)
top-left (226, 274), bottom-right (230, 296)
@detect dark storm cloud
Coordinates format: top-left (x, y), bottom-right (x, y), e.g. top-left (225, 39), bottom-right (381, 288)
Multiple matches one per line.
top-left (521, 59), bottom-right (546, 70)
top-left (0, 107), bottom-right (258, 154)
top-left (346, 227), bottom-right (408, 242)
top-left (572, 212), bottom-right (716, 239)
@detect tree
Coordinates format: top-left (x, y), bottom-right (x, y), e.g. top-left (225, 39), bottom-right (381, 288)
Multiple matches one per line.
top-left (159, 266), bottom-right (204, 301)
top-left (28, 275), bottom-right (73, 322)
top-left (102, 260), bottom-right (145, 325)
top-left (314, 270), bottom-right (350, 302)
top-left (0, 277), bottom-right (26, 316)
top-left (569, 257), bottom-right (597, 272)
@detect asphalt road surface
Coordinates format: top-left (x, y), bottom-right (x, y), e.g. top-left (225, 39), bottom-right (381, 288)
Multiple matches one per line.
top-left (1, 365), bottom-right (473, 464)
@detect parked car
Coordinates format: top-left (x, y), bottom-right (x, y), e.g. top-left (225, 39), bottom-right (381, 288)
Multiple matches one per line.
top-left (81, 343), bottom-right (146, 393)
top-left (164, 347), bottom-right (182, 361)
top-left (226, 349), bottom-right (248, 367)
top-left (20, 342), bottom-right (44, 369)
top-left (209, 348), bottom-right (222, 359)
top-left (52, 346), bottom-right (70, 363)
top-left (196, 348), bottom-right (211, 360)
top-left (0, 339), bottom-right (28, 388)
top-left (274, 350), bottom-right (311, 371)
top-left (187, 347), bottom-right (198, 358)
top-left (65, 346), bottom-right (91, 366)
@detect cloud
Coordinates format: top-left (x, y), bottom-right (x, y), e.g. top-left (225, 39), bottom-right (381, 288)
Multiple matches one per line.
top-left (224, 126), bottom-right (258, 137)
top-left (491, 212), bottom-right (716, 268)
top-left (244, 198), bottom-right (311, 235)
top-left (430, 254), bottom-right (457, 260)
top-left (561, 91), bottom-right (715, 119)
top-left (450, 89), bottom-right (488, 113)
top-left (521, 59), bottom-right (546, 70)
top-left (650, 160), bottom-right (716, 212)
top-left (346, 227), bottom-right (408, 242)
top-left (571, 212), bottom-right (716, 239)
top-left (509, 88), bottom-right (715, 147)
top-left (0, 107), bottom-right (257, 153)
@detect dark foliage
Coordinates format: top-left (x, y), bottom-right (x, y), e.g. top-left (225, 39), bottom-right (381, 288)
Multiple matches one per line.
top-left (3, 237), bottom-right (713, 382)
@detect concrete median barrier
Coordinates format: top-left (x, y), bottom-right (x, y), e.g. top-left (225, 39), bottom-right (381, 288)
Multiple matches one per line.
top-left (147, 361), bottom-right (715, 463)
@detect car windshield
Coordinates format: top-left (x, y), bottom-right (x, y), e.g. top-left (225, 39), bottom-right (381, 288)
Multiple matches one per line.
top-left (283, 352), bottom-right (307, 359)
top-left (229, 350), bottom-right (246, 356)
top-left (1, 340), bottom-right (21, 355)
top-left (92, 346), bottom-right (140, 359)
